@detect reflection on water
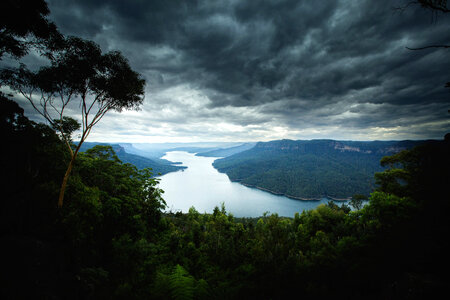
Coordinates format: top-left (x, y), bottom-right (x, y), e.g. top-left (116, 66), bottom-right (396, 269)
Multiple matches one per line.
top-left (159, 151), bottom-right (347, 218)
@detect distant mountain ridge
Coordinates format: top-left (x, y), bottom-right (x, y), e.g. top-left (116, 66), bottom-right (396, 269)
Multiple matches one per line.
top-left (213, 139), bottom-right (426, 200)
top-left (78, 142), bottom-right (186, 175)
top-left (196, 143), bottom-right (257, 157)
top-left (121, 142), bottom-right (243, 159)
top-left (77, 141), bottom-right (254, 176)
top-left (252, 139), bottom-right (422, 155)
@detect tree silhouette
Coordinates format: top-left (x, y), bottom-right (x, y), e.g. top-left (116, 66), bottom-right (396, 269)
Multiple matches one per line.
top-left (0, 0), bottom-right (61, 59)
top-left (1, 36), bottom-right (145, 207)
top-left (396, 1), bottom-right (449, 14)
top-left (418, 0), bottom-right (449, 13)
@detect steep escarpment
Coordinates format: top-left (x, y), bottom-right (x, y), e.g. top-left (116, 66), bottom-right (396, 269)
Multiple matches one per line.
top-left (213, 139), bottom-right (425, 199)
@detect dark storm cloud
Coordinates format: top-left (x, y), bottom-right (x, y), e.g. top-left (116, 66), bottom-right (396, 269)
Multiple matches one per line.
top-left (44, 0), bottom-right (449, 140)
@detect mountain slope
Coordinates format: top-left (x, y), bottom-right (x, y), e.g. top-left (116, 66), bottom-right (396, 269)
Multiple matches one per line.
top-left (213, 139), bottom-right (425, 199)
top-left (196, 143), bottom-right (256, 157)
top-left (78, 142), bottom-right (185, 175)
top-left (119, 142), bottom-right (242, 159)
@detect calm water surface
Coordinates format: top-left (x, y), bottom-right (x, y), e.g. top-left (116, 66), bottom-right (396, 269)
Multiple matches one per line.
top-left (159, 151), bottom-right (344, 218)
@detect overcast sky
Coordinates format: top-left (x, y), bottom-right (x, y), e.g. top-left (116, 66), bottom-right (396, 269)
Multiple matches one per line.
top-left (11, 0), bottom-right (450, 142)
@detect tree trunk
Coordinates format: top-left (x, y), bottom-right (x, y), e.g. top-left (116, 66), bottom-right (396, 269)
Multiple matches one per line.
top-left (57, 154), bottom-right (76, 208)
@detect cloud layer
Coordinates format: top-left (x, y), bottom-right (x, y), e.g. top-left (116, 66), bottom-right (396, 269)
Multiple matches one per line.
top-left (19, 0), bottom-right (450, 141)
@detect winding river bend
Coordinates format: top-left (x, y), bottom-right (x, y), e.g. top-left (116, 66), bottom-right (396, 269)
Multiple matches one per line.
top-left (159, 151), bottom-right (343, 218)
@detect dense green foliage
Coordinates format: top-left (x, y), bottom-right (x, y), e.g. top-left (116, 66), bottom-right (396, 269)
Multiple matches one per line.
top-left (78, 142), bottom-right (186, 175)
top-left (1, 32), bottom-right (146, 207)
top-left (213, 139), bottom-right (424, 199)
top-left (2, 2), bottom-right (448, 298)
top-left (1, 97), bottom-right (165, 298)
top-left (1, 98), bottom-right (449, 299)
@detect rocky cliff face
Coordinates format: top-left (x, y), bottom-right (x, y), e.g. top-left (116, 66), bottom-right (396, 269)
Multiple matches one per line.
top-left (253, 139), bottom-right (423, 156)
top-left (213, 138), bottom-right (427, 199)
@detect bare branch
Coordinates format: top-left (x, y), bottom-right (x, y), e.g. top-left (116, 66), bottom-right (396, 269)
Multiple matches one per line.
top-left (406, 45), bottom-right (450, 50)
top-left (2, 36), bottom-right (145, 207)
top-left (19, 88), bottom-right (52, 125)
top-left (393, 1), bottom-right (418, 12)
top-left (90, 105), bottom-right (111, 128)
top-left (81, 93), bottom-right (87, 134)
top-left (49, 99), bottom-right (60, 116)
top-left (86, 94), bottom-right (100, 116)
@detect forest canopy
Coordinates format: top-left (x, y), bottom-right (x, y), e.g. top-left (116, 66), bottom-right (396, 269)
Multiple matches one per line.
top-left (1, 0), bottom-right (449, 299)
top-left (1, 96), bottom-right (449, 299)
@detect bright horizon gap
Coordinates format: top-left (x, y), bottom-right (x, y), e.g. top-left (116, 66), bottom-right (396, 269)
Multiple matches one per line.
top-left (77, 136), bottom-right (439, 145)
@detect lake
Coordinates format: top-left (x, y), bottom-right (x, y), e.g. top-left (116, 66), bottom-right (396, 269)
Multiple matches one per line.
top-left (159, 151), bottom-right (347, 218)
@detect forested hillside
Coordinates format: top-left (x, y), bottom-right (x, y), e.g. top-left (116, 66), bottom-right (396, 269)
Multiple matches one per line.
top-left (79, 142), bottom-right (186, 175)
top-left (2, 97), bottom-right (449, 299)
top-left (1, 0), bottom-right (449, 297)
top-left (213, 139), bottom-right (425, 199)
top-left (119, 143), bottom-right (242, 160)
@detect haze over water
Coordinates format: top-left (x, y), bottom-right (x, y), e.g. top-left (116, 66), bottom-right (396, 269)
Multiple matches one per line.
top-left (159, 151), bottom-right (339, 218)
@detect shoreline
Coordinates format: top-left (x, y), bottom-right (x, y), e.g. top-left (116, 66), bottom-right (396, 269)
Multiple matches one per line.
top-left (235, 181), bottom-right (351, 201)
top-left (213, 164), bottom-right (353, 202)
